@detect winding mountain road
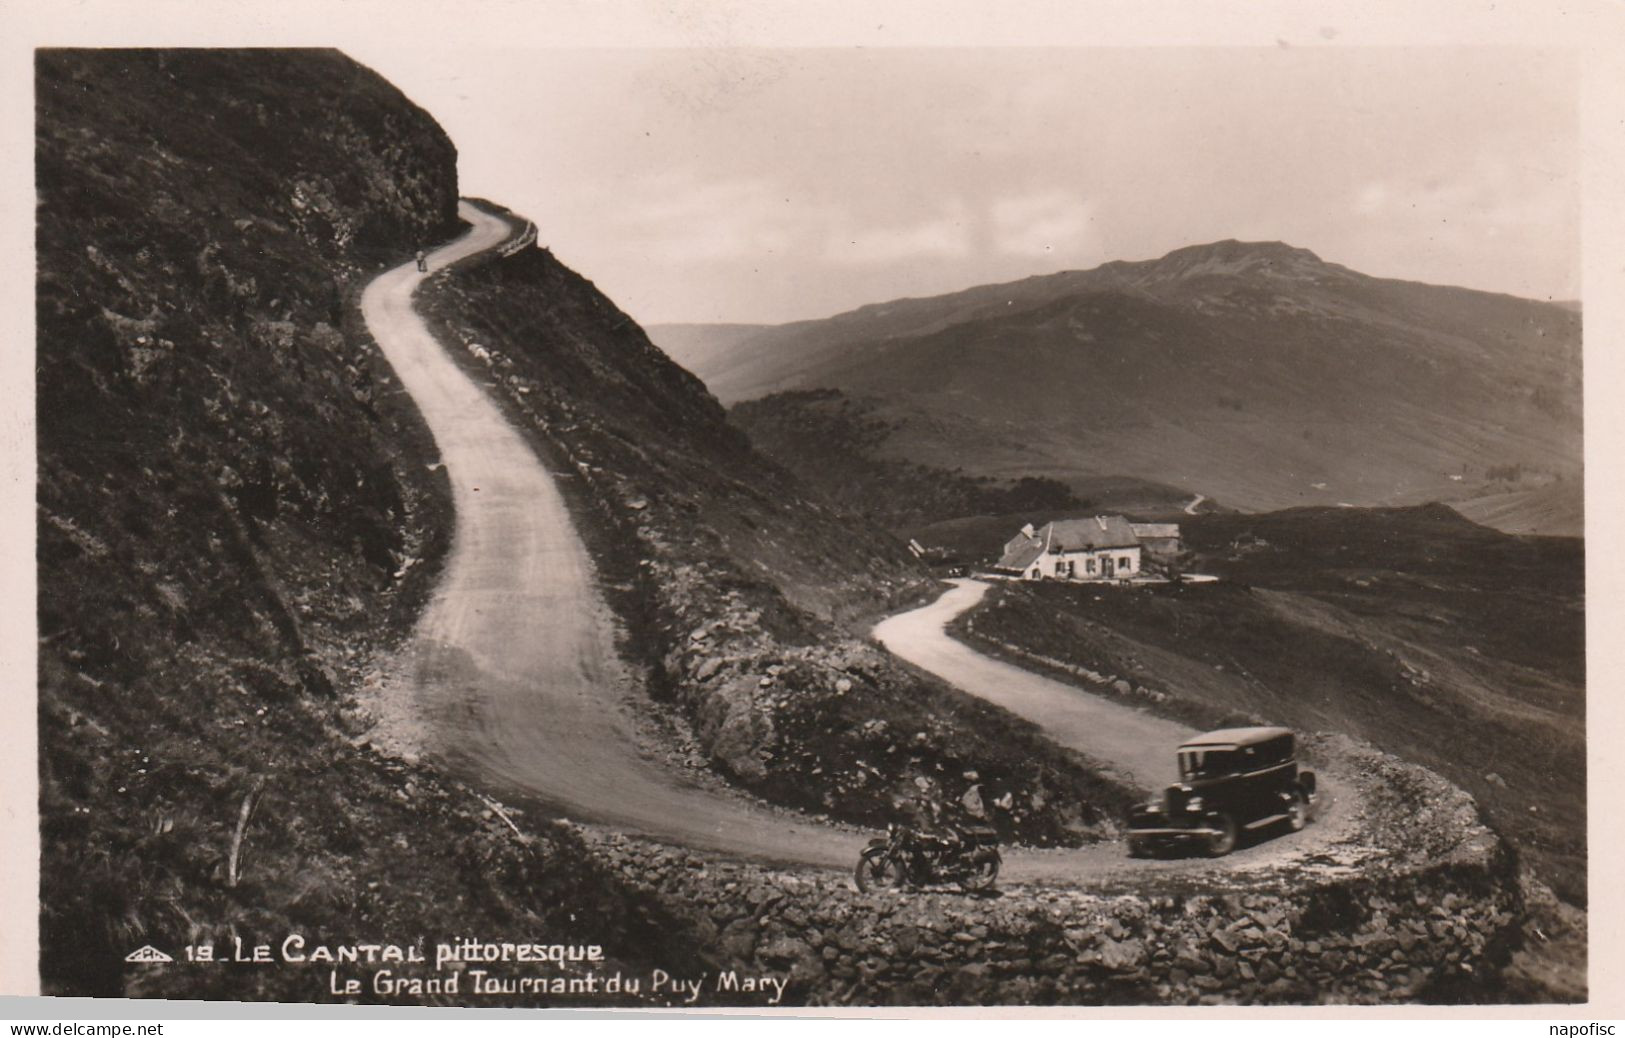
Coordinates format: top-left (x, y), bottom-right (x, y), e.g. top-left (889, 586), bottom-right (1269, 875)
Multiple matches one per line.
top-left (362, 202), bottom-right (858, 865)
top-left (874, 579), bottom-right (1193, 792)
top-left (361, 203), bottom-right (1348, 883)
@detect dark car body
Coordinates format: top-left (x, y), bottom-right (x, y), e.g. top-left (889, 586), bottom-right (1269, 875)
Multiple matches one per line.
top-left (1125, 726), bottom-right (1316, 857)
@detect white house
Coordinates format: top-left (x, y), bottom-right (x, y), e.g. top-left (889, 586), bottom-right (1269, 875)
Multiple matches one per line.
top-left (995, 516), bottom-right (1144, 581)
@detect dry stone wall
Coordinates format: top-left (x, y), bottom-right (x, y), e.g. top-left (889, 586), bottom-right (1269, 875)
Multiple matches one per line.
top-left (570, 738), bottom-right (1522, 1007)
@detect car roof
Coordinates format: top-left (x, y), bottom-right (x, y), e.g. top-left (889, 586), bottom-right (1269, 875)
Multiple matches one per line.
top-left (1179, 726), bottom-right (1293, 749)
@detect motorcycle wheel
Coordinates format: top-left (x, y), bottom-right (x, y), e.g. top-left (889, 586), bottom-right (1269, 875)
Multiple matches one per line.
top-left (855, 850), bottom-right (903, 893)
top-left (957, 854), bottom-right (1000, 893)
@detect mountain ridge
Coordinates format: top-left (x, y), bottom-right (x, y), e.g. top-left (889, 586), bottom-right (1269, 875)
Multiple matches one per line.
top-left (655, 239), bottom-right (1581, 531)
top-left (653, 237), bottom-right (1565, 384)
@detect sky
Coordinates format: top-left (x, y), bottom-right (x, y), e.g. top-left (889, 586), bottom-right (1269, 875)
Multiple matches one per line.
top-left (344, 45), bottom-right (1577, 326)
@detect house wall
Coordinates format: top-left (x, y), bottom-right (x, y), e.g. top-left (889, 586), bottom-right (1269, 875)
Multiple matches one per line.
top-left (1030, 546), bottom-right (1142, 580)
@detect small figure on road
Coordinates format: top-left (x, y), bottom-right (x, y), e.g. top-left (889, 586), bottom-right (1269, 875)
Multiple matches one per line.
top-left (415, 249), bottom-right (428, 273)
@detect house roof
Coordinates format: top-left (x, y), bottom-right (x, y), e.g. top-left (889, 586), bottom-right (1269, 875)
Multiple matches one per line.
top-left (1131, 523), bottom-right (1181, 539)
top-left (993, 516), bottom-right (1140, 570)
top-left (1046, 516), bottom-right (1141, 551)
top-left (995, 531), bottom-right (1045, 572)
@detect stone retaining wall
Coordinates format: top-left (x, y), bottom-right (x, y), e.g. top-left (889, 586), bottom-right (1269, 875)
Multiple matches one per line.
top-left (569, 739), bottom-right (1522, 1006)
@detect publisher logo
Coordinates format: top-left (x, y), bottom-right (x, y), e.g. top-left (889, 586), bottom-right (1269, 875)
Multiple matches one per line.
top-left (125, 945), bottom-right (173, 964)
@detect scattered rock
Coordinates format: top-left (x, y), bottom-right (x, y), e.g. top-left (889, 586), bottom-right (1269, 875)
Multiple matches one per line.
top-left (961, 784), bottom-right (986, 819)
top-left (1086, 937), bottom-right (1147, 972)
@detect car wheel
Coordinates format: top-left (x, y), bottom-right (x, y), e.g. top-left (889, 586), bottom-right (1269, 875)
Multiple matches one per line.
top-left (1206, 813), bottom-right (1238, 857)
top-left (1127, 835), bottom-right (1151, 859)
top-left (855, 850), bottom-right (903, 893)
top-left (1287, 789), bottom-right (1308, 831)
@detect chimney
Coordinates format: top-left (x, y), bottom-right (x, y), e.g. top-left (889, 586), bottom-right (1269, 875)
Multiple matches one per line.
top-left (1021, 523), bottom-right (1036, 540)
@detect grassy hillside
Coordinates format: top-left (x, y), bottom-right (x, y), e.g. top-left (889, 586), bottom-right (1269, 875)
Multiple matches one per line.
top-left (35, 49), bottom-right (696, 1001)
top-left (652, 241), bottom-right (1581, 532)
top-left (954, 505), bottom-right (1584, 903)
top-left (1448, 481), bottom-right (1584, 538)
top-left (417, 240), bottom-right (1139, 845)
top-left (730, 389), bottom-right (1082, 528)
top-left (649, 321), bottom-right (773, 379)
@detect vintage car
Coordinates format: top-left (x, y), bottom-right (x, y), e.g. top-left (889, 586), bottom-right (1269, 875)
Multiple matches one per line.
top-left (1125, 726), bottom-right (1316, 857)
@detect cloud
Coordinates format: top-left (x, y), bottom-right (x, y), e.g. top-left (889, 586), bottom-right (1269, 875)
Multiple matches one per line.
top-left (1344, 156), bottom-right (1578, 297)
top-left (607, 174), bottom-right (813, 262)
top-left (1351, 154), bottom-right (1575, 233)
top-left (608, 175), bottom-right (980, 270)
top-left (1353, 182), bottom-right (1390, 216)
top-left (990, 190), bottom-right (1096, 257)
top-left (822, 204), bottom-right (972, 265)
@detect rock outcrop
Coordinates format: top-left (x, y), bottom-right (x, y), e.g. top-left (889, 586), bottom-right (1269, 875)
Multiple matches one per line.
top-left (35, 49), bottom-right (677, 1002)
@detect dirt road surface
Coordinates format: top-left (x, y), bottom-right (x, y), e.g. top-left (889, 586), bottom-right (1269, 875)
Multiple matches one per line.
top-left (362, 203), bottom-right (1356, 886)
top-left (873, 579), bottom-right (1366, 883)
top-left (876, 579), bottom-right (1194, 794)
top-left (362, 203), bottom-right (860, 866)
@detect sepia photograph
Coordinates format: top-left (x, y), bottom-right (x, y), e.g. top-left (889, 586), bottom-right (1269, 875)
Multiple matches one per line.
top-left (10, 0), bottom-right (1620, 1015)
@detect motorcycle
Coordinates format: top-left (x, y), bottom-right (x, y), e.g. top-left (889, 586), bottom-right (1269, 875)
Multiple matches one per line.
top-left (854, 822), bottom-right (1002, 893)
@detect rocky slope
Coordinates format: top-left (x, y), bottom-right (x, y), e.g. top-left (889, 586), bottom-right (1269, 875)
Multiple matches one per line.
top-left (652, 242), bottom-right (1581, 533)
top-left (34, 49), bottom-right (691, 999)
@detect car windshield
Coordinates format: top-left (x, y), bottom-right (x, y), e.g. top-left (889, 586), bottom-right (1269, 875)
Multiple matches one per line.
top-left (1179, 748), bottom-right (1238, 779)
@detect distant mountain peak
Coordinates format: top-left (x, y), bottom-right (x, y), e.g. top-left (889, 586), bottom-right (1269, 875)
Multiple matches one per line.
top-left (1127, 239), bottom-right (1333, 283)
top-left (1175, 238), bottom-right (1322, 260)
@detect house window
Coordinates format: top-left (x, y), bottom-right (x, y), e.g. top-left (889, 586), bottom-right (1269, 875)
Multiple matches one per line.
top-left (1086, 558), bottom-right (1096, 574)
top-left (1121, 556), bottom-right (1133, 571)
top-left (1030, 567), bottom-right (1040, 580)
